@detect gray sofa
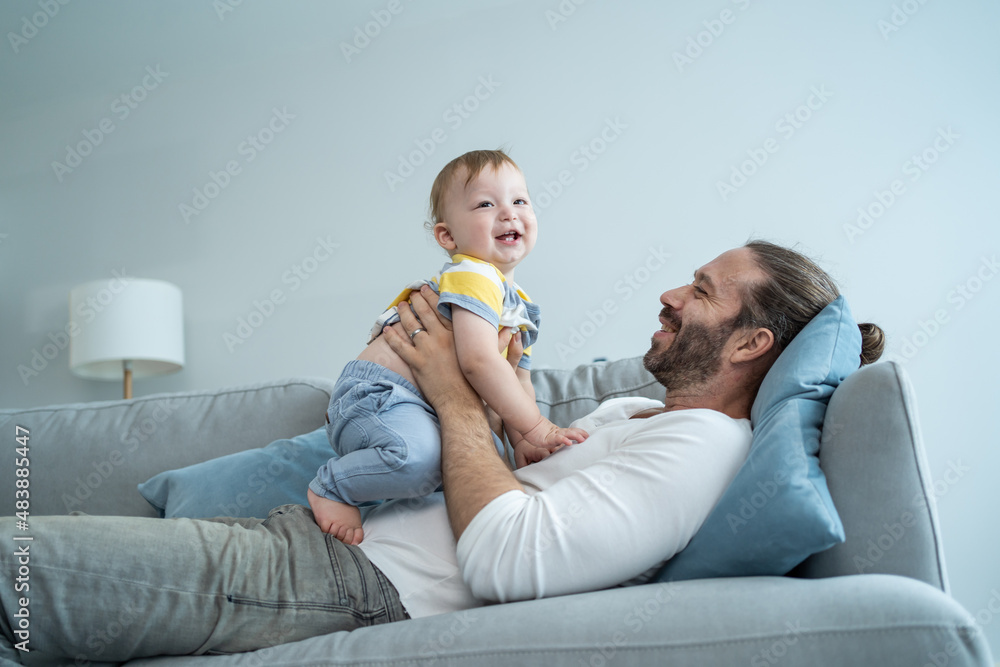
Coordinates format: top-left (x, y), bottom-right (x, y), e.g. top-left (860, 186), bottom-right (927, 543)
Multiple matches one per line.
top-left (0, 358), bottom-right (993, 666)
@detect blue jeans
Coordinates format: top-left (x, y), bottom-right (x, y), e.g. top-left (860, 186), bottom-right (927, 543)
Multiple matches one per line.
top-left (310, 360), bottom-right (504, 506)
top-left (0, 504), bottom-right (408, 663)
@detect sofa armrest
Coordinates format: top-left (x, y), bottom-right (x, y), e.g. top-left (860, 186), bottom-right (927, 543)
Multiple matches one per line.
top-left (0, 377), bottom-right (335, 518)
top-left (791, 362), bottom-right (949, 591)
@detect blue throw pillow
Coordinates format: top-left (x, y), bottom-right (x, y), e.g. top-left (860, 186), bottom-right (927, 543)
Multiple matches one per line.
top-left (138, 426), bottom-right (333, 519)
top-left (653, 295), bottom-right (861, 581)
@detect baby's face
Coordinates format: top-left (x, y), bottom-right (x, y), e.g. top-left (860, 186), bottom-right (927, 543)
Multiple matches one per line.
top-left (434, 163), bottom-right (537, 278)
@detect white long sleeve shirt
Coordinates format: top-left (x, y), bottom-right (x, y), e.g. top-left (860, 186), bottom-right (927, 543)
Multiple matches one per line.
top-left (357, 397), bottom-right (751, 618)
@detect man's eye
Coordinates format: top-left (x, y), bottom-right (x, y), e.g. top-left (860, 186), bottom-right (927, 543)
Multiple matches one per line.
top-left (694, 284), bottom-right (707, 295)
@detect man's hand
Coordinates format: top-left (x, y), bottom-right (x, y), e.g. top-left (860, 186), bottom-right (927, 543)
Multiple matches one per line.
top-left (382, 287), bottom-right (478, 410)
top-left (499, 327), bottom-right (524, 371)
top-left (307, 488), bottom-right (363, 545)
top-left (382, 286), bottom-right (523, 539)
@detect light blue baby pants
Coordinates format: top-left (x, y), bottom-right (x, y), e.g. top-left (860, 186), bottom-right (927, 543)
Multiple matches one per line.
top-left (309, 360), bottom-right (504, 506)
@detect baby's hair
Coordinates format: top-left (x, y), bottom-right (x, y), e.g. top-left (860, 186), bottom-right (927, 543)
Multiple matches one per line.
top-left (426, 148), bottom-right (521, 230)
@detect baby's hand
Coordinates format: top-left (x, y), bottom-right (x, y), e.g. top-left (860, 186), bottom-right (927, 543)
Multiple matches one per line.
top-left (307, 488), bottom-right (363, 545)
top-left (513, 439), bottom-right (560, 469)
top-left (521, 419), bottom-right (588, 450)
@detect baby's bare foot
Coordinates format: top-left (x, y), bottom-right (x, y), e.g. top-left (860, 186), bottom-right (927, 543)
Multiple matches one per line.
top-left (307, 489), bottom-right (364, 545)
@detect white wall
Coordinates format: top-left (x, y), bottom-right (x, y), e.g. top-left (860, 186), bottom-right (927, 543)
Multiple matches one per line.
top-left (2, 0), bottom-right (998, 656)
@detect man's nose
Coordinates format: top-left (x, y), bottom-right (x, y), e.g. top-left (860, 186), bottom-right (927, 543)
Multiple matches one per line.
top-left (659, 286), bottom-right (687, 309)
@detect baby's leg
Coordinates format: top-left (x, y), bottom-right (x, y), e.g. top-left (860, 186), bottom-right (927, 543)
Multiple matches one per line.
top-left (312, 378), bottom-right (443, 506)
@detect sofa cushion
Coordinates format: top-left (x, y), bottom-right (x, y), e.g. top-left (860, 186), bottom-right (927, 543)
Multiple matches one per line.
top-left (653, 295), bottom-right (861, 581)
top-left (169, 575), bottom-right (989, 667)
top-left (138, 426), bottom-right (333, 518)
top-left (532, 357), bottom-right (663, 426)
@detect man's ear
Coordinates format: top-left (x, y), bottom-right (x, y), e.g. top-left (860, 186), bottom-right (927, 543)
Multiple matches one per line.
top-left (433, 222), bottom-right (457, 251)
top-left (730, 327), bottom-right (775, 364)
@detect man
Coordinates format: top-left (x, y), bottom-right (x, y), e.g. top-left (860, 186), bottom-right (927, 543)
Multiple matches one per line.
top-left (0, 242), bottom-right (883, 663)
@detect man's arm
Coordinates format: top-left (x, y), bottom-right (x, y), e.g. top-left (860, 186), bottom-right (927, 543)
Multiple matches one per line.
top-left (381, 286), bottom-right (522, 539)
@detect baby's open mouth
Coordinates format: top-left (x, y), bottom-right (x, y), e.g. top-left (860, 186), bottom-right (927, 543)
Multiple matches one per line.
top-left (496, 231), bottom-right (521, 242)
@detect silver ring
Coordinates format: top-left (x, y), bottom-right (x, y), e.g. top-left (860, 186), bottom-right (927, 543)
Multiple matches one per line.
top-left (408, 328), bottom-right (426, 340)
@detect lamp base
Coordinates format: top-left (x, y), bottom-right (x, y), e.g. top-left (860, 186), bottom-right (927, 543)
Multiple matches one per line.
top-left (123, 360), bottom-right (133, 400)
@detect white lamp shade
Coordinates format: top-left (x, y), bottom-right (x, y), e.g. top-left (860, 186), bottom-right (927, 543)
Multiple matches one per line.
top-left (69, 278), bottom-right (185, 380)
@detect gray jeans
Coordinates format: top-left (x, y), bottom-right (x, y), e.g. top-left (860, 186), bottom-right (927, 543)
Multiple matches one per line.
top-left (0, 504), bottom-right (408, 664)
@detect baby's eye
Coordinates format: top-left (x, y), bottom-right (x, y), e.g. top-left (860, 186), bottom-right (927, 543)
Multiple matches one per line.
top-left (514, 198), bottom-right (528, 205)
top-left (477, 201), bottom-right (494, 208)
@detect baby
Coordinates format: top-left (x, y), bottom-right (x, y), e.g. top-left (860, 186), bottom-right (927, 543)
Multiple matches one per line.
top-left (307, 149), bottom-right (588, 544)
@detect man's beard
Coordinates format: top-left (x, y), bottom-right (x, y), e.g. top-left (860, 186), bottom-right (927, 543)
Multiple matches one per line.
top-left (643, 315), bottom-right (735, 393)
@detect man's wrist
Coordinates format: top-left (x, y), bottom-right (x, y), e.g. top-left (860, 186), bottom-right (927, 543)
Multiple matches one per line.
top-left (427, 381), bottom-right (481, 417)
top-left (440, 400), bottom-right (523, 538)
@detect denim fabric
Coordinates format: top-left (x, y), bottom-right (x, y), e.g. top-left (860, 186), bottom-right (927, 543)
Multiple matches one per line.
top-left (311, 360), bottom-right (504, 505)
top-left (0, 505), bottom-right (407, 663)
